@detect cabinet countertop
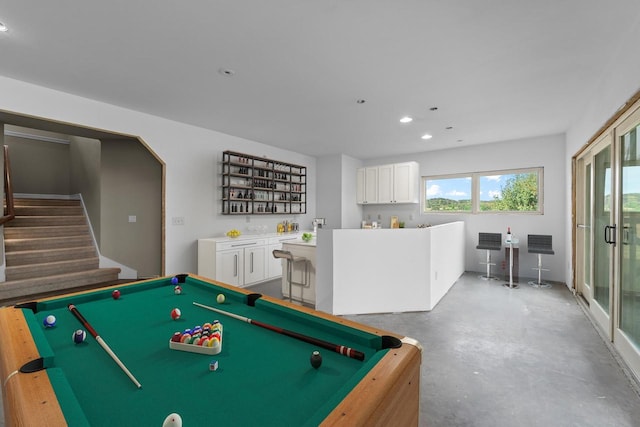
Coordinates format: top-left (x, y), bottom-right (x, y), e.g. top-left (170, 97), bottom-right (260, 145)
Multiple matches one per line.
top-left (198, 232), bottom-right (309, 243)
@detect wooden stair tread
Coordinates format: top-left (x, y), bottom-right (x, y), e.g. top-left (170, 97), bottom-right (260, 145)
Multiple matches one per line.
top-left (0, 269), bottom-right (122, 304)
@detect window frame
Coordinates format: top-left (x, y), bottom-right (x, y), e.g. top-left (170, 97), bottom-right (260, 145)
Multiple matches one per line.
top-left (421, 167), bottom-right (544, 215)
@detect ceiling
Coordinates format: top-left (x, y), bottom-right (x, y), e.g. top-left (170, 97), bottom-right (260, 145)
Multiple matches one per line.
top-left (0, 1), bottom-right (639, 159)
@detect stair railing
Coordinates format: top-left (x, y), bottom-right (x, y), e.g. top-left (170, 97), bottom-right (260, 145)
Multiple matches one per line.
top-left (0, 145), bottom-right (15, 225)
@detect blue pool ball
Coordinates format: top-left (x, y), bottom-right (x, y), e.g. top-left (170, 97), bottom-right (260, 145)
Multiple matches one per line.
top-left (73, 329), bottom-right (87, 344)
top-left (43, 315), bottom-right (56, 328)
top-left (171, 276), bottom-right (179, 285)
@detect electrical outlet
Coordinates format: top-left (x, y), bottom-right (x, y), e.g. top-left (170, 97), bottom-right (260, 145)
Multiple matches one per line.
top-left (172, 216), bottom-right (185, 226)
top-left (128, 215), bottom-right (137, 223)
top-left (409, 214), bottom-right (414, 221)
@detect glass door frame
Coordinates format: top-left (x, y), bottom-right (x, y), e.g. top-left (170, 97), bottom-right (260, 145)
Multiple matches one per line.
top-left (612, 105), bottom-right (640, 378)
top-left (583, 132), bottom-right (616, 339)
top-left (575, 155), bottom-right (592, 304)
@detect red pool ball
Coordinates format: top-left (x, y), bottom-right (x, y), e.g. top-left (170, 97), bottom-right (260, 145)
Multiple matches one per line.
top-left (112, 290), bottom-right (121, 300)
top-left (171, 308), bottom-right (181, 320)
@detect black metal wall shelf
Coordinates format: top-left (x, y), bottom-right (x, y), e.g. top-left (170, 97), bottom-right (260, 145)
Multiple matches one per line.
top-left (221, 150), bottom-right (307, 215)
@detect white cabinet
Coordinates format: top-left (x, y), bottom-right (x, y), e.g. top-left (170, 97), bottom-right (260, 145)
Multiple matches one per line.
top-left (267, 234), bottom-right (302, 279)
top-left (244, 246), bottom-right (266, 285)
top-left (215, 249), bottom-right (243, 286)
top-left (198, 237), bottom-right (268, 287)
top-left (356, 167), bottom-right (378, 204)
top-left (357, 162), bottom-right (418, 204)
top-left (391, 161), bottom-right (419, 203)
top-left (198, 234), bottom-right (302, 287)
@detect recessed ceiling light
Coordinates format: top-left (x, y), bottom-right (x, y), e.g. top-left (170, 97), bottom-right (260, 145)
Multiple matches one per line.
top-left (0, 22), bottom-right (8, 32)
top-left (421, 134), bottom-right (433, 140)
top-left (399, 116), bottom-right (413, 123)
top-left (218, 68), bottom-right (235, 77)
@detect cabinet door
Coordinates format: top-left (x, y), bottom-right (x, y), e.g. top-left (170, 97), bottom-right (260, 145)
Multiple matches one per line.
top-left (393, 162), bottom-right (418, 203)
top-left (364, 167), bottom-right (378, 203)
top-left (378, 164), bottom-right (394, 203)
top-left (215, 249), bottom-right (243, 286)
top-left (244, 246), bottom-right (266, 285)
top-left (356, 167), bottom-right (378, 204)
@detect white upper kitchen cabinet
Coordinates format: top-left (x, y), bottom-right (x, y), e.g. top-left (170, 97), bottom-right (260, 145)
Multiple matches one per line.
top-left (357, 162), bottom-right (418, 204)
top-left (356, 167), bottom-right (378, 204)
top-left (391, 161), bottom-right (419, 203)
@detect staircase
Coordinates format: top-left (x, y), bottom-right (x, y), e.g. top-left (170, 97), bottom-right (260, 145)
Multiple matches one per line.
top-left (1, 198), bottom-right (121, 303)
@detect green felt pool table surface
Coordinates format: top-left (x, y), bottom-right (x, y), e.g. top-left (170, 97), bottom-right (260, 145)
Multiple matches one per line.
top-left (0, 275), bottom-right (421, 427)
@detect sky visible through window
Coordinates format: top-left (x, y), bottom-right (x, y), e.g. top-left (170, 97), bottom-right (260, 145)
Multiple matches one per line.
top-left (425, 177), bottom-right (470, 201)
top-left (425, 175), bottom-right (512, 201)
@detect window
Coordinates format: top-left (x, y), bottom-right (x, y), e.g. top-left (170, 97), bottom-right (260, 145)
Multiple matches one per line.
top-left (422, 168), bottom-right (543, 214)
top-left (424, 175), bottom-right (472, 212)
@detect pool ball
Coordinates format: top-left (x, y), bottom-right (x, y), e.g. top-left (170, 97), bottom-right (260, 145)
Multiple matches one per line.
top-left (174, 285), bottom-right (182, 295)
top-left (112, 289), bottom-right (121, 300)
top-left (73, 329), bottom-right (87, 344)
top-left (171, 308), bottom-right (181, 320)
top-left (216, 294), bottom-right (225, 304)
top-left (310, 350), bottom-right (322, 369)
top-left (43, 315), bottom-right (56, 328)
top-left (162, 413), bottom-right (182, 427)
top-left (170, 276), bottom-right (179, 286)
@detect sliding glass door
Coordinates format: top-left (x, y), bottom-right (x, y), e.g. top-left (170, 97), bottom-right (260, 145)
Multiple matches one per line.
top-left (576, 104), bottom-right (640, 378)
top-left (614, 109), bottom-right (640, 376)
top-left (590, 134), bottom-right (615, 336)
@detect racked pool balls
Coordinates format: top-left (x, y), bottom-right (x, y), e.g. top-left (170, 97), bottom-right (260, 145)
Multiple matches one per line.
top-left (310, 350), bottom-right (322, 369)
top-left (174, 285), bottom-right (182, 295)
top-left (112, 289), bottom-right (121, 300)
top-left (171, 308), bottom-right (181, 320)
top-left (73, 329), bottom-right (87, 344)
top-left (43, 315), bottom-right (56, 328)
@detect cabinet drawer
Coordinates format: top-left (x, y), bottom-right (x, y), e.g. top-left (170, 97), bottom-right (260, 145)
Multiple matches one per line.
top-left (217, 239), bottom-right (267, 251)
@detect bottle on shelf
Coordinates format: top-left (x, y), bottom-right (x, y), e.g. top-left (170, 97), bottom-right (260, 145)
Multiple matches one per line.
top-left (506, 227), bottom-right (512, 243)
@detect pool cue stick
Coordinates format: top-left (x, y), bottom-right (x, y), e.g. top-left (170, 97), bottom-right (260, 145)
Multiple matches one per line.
top-left (67, 304), bottom-right (142, 388)
top-left (193, 301), bottom-right (365, 361)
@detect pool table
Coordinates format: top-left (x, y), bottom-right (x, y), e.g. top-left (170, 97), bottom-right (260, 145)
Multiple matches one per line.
top-left (0, 274), bottom-right (421, 426)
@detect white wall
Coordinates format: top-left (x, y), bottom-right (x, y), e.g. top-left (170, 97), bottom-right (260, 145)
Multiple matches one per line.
top-left (0, 76), bottom-right (317, 275)
top-left (316, 155), bottom-right (342, 229)
top-left (316, 154), bottom-right (363, 230)
top-left (340, 154), bottom-right (364, 228)
top-left (359, 134), bottom-right (567, 283)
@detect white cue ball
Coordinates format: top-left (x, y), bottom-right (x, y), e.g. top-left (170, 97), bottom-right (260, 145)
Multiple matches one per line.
top-left (162, 413), bottom-right (182, 427)
top-left (216, 294), bottom-right (225, 304)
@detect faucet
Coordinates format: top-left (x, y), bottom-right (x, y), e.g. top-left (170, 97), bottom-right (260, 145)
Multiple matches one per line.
top-left (312, 218), bottom-right (326, 233)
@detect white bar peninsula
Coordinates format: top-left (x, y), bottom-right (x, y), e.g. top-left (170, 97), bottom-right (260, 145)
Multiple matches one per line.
top-left (316, 221), bottom-right (465, 315)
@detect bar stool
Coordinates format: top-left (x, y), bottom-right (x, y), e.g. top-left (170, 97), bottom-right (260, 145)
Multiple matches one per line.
top-left (527, 234), bottom-right (554, 288)
top-left (272, 249), bottom-right (309, 303)
top-left (476, 233), bottom-right (502, 280)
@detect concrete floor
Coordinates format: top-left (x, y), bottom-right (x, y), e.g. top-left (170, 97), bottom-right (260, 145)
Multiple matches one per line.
top-left (254, 273), bottom-right (640, 427)
top-left (2, 273), bottom-right (640, 426)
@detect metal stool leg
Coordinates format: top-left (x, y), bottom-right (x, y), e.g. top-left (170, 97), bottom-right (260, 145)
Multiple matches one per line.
top-left (479, 250), bottom-right (496, 280)
top-left (528, 254), bottom-right (551, 288)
